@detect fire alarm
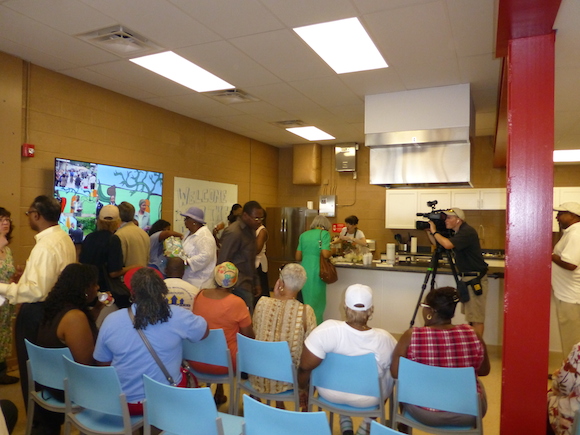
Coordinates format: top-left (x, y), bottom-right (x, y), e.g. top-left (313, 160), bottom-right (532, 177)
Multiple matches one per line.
top-left (21, 143), bottom-right (35, 157)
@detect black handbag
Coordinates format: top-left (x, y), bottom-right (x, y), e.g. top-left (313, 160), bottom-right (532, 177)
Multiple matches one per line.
top-left (101, 265), bottom-right (132, 308)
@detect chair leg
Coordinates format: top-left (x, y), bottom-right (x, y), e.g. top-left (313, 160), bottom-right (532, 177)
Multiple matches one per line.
top-left (24, 397), bottom-right (34, 435)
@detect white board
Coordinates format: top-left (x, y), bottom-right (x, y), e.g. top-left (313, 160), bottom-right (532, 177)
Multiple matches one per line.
top-left (173, 177), bottom-right (238, 235)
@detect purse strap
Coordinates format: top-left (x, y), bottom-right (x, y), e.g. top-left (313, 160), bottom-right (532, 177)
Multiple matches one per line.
top-left (128, 308), bottom-right (176, 386)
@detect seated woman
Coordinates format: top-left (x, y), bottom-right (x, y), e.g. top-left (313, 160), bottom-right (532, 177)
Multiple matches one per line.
top-left (148, 219), bottom-right (183, 275)
top-left (299, 284), bottom-right (397, 435)
top-left (251, 263), bottom-right (317, 408)
top-left (37, 263), bottom-right (103, 364)
top-left (94, 267), bottom-right (209, 415)
top-left (548, 342), bottom-right (580, 435)
top-left (35, 263), bottom-right (104, 435)
top-left (192, 262), bottom-right (254, 406)
top-left (390, 286), bottom-right (490, 427)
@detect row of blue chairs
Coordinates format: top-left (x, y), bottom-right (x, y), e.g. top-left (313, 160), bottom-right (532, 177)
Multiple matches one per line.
top-left (25, 331), bottom-right (483, 435)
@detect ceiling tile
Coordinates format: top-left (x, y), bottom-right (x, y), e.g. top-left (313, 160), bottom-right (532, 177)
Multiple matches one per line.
top-left (289, 76), bottom-right (362, 108)
top-left (447, 0), bottom-right (496, 56)
top-left (258, 0), bottom-right (357, 28)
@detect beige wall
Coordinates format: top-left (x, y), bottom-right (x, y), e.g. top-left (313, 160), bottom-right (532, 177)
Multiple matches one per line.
top-left (0, 52), bottom-right (279, 264)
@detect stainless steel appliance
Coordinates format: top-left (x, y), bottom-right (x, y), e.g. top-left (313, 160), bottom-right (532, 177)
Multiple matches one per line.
top-left (265, 207), bottom-right (319, 288)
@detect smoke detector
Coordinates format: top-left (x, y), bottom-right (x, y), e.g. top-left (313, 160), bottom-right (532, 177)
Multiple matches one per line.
top-left (77, 25), bottom-right (163, 58)
top-left (203, 89), bottom-right (260, 104)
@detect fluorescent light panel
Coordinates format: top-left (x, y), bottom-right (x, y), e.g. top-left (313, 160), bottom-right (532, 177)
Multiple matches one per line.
top-left (286, 126), bottom-right (335, 141)
top-left (130, 51), bottom-right (234, 92)
top-left (554, 149), bottom-right (580, 162)
top-left (294, 17), bottom-right (387, 74)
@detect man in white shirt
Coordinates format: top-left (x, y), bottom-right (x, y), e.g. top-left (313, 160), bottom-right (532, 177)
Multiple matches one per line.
top-left (0, 195), bottom-right (75, 432)
top-left (164, 257), bottom-right (199, 310)
top-left (552, 202), bottom-right (580, 354)
top-left (181, 206), bottom-right (217, 289)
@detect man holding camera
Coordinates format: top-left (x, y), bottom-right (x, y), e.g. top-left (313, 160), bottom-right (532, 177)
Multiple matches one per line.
top-left (425, 208), bottom-right (488, 336)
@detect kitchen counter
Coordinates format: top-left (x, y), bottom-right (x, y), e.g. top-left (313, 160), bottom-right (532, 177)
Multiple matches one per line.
top-left (333, 261), bottom-right (504, 278)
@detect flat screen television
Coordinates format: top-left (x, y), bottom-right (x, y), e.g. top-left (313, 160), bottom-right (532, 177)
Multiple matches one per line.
top-left (54, 158), bottom-right (163, 242)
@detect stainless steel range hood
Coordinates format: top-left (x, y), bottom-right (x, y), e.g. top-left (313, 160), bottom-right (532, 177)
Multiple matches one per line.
top-left (365, 84), bottom-right (474, 188)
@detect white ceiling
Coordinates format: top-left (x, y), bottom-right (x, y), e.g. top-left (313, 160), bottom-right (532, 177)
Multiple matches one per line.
top-left (0, 0), bottom-right (578, 149)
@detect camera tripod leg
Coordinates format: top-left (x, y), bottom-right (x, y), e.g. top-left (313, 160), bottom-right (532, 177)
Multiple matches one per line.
top-left (410, 249), bottom-right (442, 328)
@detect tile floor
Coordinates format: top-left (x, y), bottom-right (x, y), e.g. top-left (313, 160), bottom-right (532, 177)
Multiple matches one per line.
top-left (1, 345), bottom-right (564, 435)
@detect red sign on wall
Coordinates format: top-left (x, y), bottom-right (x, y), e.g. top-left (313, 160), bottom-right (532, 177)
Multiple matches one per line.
top-left (332, 223), bottom-right (345, 234)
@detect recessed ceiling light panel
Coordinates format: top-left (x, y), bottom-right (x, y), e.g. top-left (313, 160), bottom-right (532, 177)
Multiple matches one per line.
top-left (130, 51), bottom-right (235, 93)
top-left (294, 17), bottom-right (388, 74)
top-left (554, 149), bottom-right (580, 163)
top-left (286, 126), bottom-right (335, 141)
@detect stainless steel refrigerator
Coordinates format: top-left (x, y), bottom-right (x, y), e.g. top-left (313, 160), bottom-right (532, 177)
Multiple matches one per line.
top-left (265, 207), bottom-right (319, 289)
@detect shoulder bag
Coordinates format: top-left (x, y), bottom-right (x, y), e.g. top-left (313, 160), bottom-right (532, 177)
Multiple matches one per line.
top-left (318, 230), bottom-right (338, 284)
top-left (128, 309), bottom-right (198, 388)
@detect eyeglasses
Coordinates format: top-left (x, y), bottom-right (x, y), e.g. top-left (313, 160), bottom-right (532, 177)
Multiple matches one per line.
top-left (253, 217), bottom-right (265, 222)
top-left (420, 303), bottom-right (432, 309)
top-left (0, 218), bottom-right (11, 224)
top-left (25, 209), bottom-right (38, 216)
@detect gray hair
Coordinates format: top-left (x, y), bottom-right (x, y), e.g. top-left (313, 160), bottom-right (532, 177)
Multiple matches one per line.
top-left (344, 306), bottom-right (373, 324)
top-left (280, 263), bottom-right (307, 292)
top-left (310, 215), bottom-right (331, 230)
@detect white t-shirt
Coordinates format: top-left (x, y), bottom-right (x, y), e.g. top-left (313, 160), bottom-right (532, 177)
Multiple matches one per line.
top-left (304, 319), bottom-right (397, 407)
top-left (553, 221), bottom-right (580, 303)
top-left (164, 277), bottom-right (200, 310)
top-left (339, 228), bottom-right (365, 241)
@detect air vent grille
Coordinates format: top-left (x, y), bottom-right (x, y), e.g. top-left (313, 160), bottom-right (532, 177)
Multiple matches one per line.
top-left (77, 25), bottom-right (162, 58)
top-left (203, 89), bottom-right (260, 104)
top-left (272, 120), bottom-right (307, 128)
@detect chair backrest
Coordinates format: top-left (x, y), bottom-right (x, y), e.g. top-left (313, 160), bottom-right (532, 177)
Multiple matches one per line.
top-left (183, 329), bottom-right (231, 368)
top-left (143, 375), bottom-right (222, 435)
top-left (25, 339), bottom-right (73, 390)
top-left (571, 409), bottom-right (580, 435)
top-left (311, 352), bottom-right (381, 398)
top-left (62, 356), bottom-right (126, 416)
top-left (236, 334), bottom-right (294, 383)
top-left (243, 395), bottom-right (330, 435)
top-left (370, 420), bottom-right (400, 435)
top-left (397, 357), bottom-right (479, 417)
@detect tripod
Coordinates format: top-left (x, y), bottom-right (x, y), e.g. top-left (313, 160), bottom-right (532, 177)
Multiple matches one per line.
top-left (409, 242), bottom-right (464, 328)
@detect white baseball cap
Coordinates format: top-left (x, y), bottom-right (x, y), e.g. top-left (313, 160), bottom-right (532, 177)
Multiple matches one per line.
top-left (345, 284), bottom-right (373, 311)
top-left (554, 202), bottom-right (580, 217)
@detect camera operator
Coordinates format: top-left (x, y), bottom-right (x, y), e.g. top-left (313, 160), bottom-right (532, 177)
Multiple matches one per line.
top-left (425, 208), bottom-right (488, 336)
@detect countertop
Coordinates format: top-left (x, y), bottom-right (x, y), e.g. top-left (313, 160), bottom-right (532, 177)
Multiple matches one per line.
top-left (333, 261), bottom-right (504, 278)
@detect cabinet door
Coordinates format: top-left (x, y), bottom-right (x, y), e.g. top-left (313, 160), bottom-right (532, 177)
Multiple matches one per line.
top-left (385, 191), bottom-right (417, 229)
top-left (480, 188), bottom-right (506, 210)
top-left (451, 190), bottom-right (480, 210)
top-left (417, 190), bottom-right (451, 213)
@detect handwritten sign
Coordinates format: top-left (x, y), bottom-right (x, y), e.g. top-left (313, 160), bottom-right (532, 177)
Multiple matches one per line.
top-left (173, 177), bottom-right (238, 234)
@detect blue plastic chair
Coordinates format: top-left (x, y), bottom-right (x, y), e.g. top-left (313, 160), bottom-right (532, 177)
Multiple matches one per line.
top-left (142, 375), bottom-right (244, 435)
top-left (24, 340), bottom-right (80, 435)
top-left (62, 356), bottom-right (143, 435)
top-left (182, 329), bottom-right (235, 414)
top-left (242, 394), bottom-right (331, 435)
top-left (391, 357), bottom-right (482, 435)
top-left (370, 420), bottom-right (400, 435)
top-left (234, 334), bottom-right (300, 415)
top-left (570, 409), bottom-right (580, 435)
top-left (308, 352), bottom-right (386, 430)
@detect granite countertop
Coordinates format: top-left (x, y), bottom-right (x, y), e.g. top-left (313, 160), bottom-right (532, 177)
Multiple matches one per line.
top-left (333, 261), bottom-right (504, 278)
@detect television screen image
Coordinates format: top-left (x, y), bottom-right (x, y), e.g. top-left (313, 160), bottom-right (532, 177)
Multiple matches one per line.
top-left (54, 158), bottom-right (163, 242)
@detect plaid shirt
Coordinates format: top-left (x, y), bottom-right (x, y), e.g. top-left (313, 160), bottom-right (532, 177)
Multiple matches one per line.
top-left (407, 324), bottom-right (484, 371)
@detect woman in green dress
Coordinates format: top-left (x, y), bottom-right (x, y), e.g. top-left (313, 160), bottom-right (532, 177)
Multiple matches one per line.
top-left (296, 215), bottom-right (332, 324)
top-left (0, 207), bottom-right (18, 384)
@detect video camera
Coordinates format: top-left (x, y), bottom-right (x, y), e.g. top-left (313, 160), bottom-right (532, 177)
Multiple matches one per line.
top-left (415, 200), bottom-right (449, 235)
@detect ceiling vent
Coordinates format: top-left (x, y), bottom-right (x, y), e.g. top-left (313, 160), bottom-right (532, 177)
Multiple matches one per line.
top-left (272, 120), bottom-right (307, 128)
top-left (203, 89), bottom-right (259, 104)
top-left (77, 25), bottom-right (163, 58)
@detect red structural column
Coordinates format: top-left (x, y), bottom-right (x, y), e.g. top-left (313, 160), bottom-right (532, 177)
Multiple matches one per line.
top-left (501, 32), bottom-right (555, 434)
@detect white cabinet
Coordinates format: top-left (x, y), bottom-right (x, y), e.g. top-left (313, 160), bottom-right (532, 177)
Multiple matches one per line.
top-left (385, 191), bottom-right (418, 229)
top-left (385, 190), bottom-right (451, 229)
top-left (553, 187), bottom-right (580, 231)
top-left (386, 188), bottom-right (507, 229)
top-left (451, 188), bottom-right (506, 210)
